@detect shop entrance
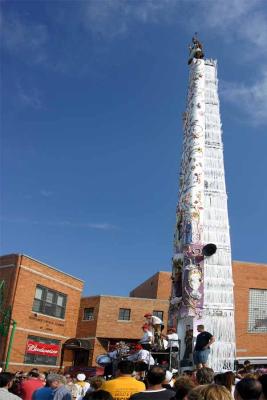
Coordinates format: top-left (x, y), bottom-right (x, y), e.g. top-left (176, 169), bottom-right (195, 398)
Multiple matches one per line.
top-left (60, 338), bottom-right (92, 369)
top-left (73, 349), bottom-right (89, 367)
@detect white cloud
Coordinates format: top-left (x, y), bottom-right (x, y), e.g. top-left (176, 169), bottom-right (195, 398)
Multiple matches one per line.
top-left (197, 0), bottom-right (267, 125)
top-left (1, 216), bottom-right (118, 231)
top-left (196, 0), bottom-right (267, 59)
top-left (17, 84), bottom-right (43, 109)
top-left (40, 190), bottom-right (53, 197)
top-left (82, 0), bottom-right (178, 38)
top-left (220, 72), bottom-right (267, 125)
top-left (1, 12), bottom-right (48, 64)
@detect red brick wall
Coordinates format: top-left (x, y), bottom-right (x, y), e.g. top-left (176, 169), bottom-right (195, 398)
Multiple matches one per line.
top-left (157, 272), bottom-right (172, 300)
top-left (77, 295), bottom-right (169, 366)
top-left (129, 272), bottom-right (171, 300)
top-left (233, 261), bottom-right (267, 358)
top-left (0, 254), bottom-right (84, 372)
top-left (0, 255), bottom-right (20, 364)
top-left (76, 297), bottom-right (100, 338)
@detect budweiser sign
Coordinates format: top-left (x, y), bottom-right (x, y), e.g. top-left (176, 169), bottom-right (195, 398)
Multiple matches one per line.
top-left (26, 340), bottom-right (59, 357)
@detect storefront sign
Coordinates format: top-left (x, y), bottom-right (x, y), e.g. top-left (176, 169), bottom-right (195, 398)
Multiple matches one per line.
top-left (26, 340), bottom-right (59, 357)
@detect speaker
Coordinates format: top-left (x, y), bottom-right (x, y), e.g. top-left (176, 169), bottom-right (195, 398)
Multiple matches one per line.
top-left (202, 243), bottom-right (217, 257)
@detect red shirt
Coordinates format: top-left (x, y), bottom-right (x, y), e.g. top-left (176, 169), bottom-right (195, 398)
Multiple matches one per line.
top-left (21, 378), bottom-right (44, 400)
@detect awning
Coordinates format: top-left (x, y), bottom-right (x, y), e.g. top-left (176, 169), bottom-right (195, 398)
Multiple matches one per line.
top-left (63, 338), bottom-right (93, 350)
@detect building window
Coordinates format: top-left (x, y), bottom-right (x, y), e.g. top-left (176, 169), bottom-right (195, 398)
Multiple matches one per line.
top-left (83, 308), bottom-right (94, 320)
top-left (24, 335), bottom-right (60, 366)
top-left (248, 289), bottom-right (267, 333)
top-left (118, 308), bottom-right (131, 321)
top-left (153, 310), bottom-right (164, 321)
top-left (32, 285), bottom-right (67, 319)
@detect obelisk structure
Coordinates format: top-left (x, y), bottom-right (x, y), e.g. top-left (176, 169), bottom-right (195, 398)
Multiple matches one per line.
top-left (169, 38), bottom-right (236, 371)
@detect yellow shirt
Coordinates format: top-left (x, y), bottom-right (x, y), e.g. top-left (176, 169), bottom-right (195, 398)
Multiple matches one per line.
top-left (101, 376), bottom-right (145, 400)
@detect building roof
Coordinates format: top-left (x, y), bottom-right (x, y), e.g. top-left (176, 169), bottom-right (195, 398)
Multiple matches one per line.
top-left (81, 294), bottom-right (169, 302)
top-left (1, 253), bottom-right (84, 282)
top-left (233, 260), bottom-right (267, 266)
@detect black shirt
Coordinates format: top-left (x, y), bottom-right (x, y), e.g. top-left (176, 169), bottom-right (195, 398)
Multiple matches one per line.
top-left (129, 389), bottom-right (174, 400)
top-left (195, 331), bottom-right (213, 351)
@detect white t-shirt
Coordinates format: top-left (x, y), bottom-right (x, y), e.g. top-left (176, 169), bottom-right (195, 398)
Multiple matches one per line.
top-left (167, 333), bottom-right (179, 348)
top-left (74, 382), bottom-right (90, 400)
top-left (137, 349), bottom-right (155, 365)
top-left (140, 330), bottom-right (153, 344)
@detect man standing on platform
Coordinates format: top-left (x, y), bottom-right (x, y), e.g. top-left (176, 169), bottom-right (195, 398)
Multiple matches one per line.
top-left (139, 324), bottom-right (153, 350)
top-left (193, 324), bottom-right (215, 369)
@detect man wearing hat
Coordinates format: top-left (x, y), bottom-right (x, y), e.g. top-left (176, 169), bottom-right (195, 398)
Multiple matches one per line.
top-left (144, 313), bottom-right (164, 347)
top-left (74, 374), bottom-right (90, 400)
top-left (139, 324), bottom-right (153, 350)
top-left (129, 344), bottom-right (155, 375)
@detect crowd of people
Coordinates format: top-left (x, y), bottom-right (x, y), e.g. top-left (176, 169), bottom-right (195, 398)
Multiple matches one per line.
top-left (1, 361), bottom-right (267, 400)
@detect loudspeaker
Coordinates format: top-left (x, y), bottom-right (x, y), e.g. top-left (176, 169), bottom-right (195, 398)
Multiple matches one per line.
top-left (202, 243), bottom-right (217, 257)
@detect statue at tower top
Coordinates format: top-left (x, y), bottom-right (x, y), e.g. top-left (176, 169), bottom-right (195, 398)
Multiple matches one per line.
top-left (188, 34), bottom-right (204, 65)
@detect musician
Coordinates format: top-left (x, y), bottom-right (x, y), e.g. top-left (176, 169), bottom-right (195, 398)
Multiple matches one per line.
top-left (127, 344), bottom-right (155, 373)
top-left (139, 324), bottom-right (153, 350)
top-left (161, 328), bottom-right (179, 352)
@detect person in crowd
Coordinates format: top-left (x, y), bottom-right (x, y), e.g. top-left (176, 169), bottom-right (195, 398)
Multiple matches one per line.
top-left (30, 369), bottom-right (39, 374)
top-left (161, 328), bottom-right (179, 352)
top-left (139, 324), bottom-right (153, 350)
top-left (129, 366), bottom-right (174, 400)
top-left (173, 375), bottom-right (196, 400)
top-left (193, 325), bottom-right (215, 369)
top-left (101, 360), bottom-right (145, 400)
top-left (64, 374), bottom-right (78, 399)
top-left (48, 374), bottom-right (71, 400)
top-left (234, 378), bottom-right (262, 400)
top-left (224, 371), bottom-right (236, 395)
top-left (258, 374), bottom-right (267, 400)
top-left (32, 375), bottom-right (53, 400)
top-left (214, 373), bottom-right (225, 386)
top-left (39, 374), bottom-right (46, 385)
top-left (83, 391), bottom-right (114, 400)
top-left (0, 372), bottom-right (22, 400)
top-left (74, 374), bottom-right (91, 400)
top-left (237, 361), bottom-right (252, 378)
top-left (20, 371), bottom-right (43, 400)
top-left (162, 371), bottom-right (175, 391)
top-left (191, 384), bottom-right (233, 400)
top-left (186, 385), bottom-right (206, 400)
top-left (7, 372), bottom-right (25, 397)
top-left (89, 376), bottom-right (104, 392)
top-left (196, 367), bottom-right (214, 385)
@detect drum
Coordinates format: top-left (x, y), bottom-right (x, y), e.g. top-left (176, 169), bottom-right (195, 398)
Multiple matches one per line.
top-left (96, 354), bottom-right (111, 366)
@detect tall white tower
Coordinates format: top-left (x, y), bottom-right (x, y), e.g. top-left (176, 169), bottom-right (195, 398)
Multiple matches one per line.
top-left (169, 39), bottom-right (236, 371)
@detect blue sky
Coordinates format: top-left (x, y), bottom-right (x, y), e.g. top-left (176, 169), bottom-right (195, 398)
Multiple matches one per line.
top-left (1, 0), bottom-right (267, 296)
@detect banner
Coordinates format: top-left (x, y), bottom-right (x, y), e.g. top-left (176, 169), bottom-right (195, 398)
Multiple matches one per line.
top-left (26, 340), bottom-right (59, 357)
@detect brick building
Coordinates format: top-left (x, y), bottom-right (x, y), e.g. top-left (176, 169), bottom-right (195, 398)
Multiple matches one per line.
top-left (233, 261), bottom-right (267, 364)
top-left (1, 254), bottom-right (266, 370)
top-left (0, 254), bottom-right (83, 372)
top-left (76, 280), bottom-right (170, 366)
top-left (129, 271), bottom-right (172, 300)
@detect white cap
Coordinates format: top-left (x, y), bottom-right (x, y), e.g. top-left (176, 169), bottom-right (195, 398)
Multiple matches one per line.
top-left (77, 373), bottom-right (86, 381)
